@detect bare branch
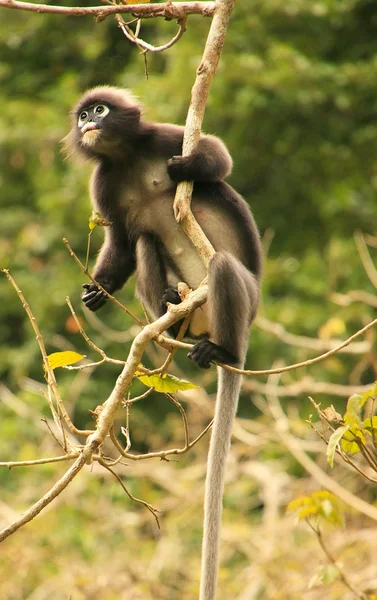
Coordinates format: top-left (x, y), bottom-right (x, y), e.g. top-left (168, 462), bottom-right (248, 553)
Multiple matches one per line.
top-left (0, 0), bottom-right (215, 19)
top-left (330, 289), bottom-right (377, 308)
top-left (219, 318), bottom-right (377, 377)
top-left (173, 0), bottom-right (236, 267)
top-left (0, 446), bottom-right (95, 542)
top-left (256, 315), bottom-right (370, 354)
top-left (243, 378), bottom-right (374, 398)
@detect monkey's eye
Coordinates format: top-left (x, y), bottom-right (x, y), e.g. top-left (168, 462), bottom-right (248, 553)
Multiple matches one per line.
top-left (78, 111), bottom-right (88, 128)
top-left (94, 104), bottom-right (110, 117)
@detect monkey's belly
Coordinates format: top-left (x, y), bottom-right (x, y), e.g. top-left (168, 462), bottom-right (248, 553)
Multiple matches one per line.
top-left (189, 304), bottom-right (210, 338)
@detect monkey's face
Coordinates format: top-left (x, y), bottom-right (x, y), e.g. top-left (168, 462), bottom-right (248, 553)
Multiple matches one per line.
top-left (77, 103), bottom-right (110, 148)
top-left (64, 87), bottom-right (142, 160)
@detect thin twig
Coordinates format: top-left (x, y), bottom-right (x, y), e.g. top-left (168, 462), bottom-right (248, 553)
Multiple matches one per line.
top-left (2, 269), bottom-right (93, 437)
top-left (308, 521), bottom-right (369, 600)
top-left (256, 315), bottom-right (370, 354)
top-left (0, 446), bottom-right (96, 542)
top-left (166, 393), bottom-right (190, 448)
top-left (0, 454), bottom-right (79, 469)
top-left (98, 458), bottom-right (160, 528)
top-left (63, 238), bottom-right (144, 326)
top-left (117, 14), bottom-right (187, 53)
top-left (126, 387), bottom-right (154, 405)
top-left (65, 296), bottom-right (128, 368)
top-left (219, 318), bottom-right (377, 376)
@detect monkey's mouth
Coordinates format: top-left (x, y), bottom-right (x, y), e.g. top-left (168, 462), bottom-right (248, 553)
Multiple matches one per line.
top-left (82, 126), bottom-right (101, 146)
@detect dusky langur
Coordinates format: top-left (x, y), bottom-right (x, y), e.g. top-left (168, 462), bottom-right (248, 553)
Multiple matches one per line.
top-left (64, 86), bottom-right (262, 600)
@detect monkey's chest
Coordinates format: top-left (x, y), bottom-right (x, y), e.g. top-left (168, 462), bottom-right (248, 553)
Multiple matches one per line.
top-left (121, 163), bottom-right (208, 289)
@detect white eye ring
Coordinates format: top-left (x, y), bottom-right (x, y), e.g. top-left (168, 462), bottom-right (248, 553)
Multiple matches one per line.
top-left (94, 104), bottom-right (110, 117)
top-left (78, 111), bottom-right (88, 129)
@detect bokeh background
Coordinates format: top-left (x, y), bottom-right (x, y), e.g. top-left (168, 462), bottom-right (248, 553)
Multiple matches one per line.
top-left (2, 0), bottom-right (377, 598)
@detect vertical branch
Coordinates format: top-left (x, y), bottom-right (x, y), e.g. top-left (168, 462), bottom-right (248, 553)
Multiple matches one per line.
top-left (173, 0), bottom-right (236, 268)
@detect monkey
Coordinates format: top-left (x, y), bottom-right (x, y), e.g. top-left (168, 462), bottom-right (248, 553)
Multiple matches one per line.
top-left (64, 86), bottom-right (262, 600)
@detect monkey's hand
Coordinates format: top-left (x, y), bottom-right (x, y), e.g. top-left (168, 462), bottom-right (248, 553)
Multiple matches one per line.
top-left (82, 282), bottom-right (110, 311)
top-left (160, 287), bottom-right (183, 338)
top-left (167, 155), bottom-right (196, 183)
top-left (188, 340), bottom-right (238, 370)
top-left (161, 287), bottom-right (181, 309)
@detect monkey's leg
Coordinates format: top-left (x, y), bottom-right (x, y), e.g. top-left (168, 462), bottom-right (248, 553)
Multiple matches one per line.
top-left (188, 252), bottom-right (259, 369)
top-left (135, 234), bottom-right (171, 320)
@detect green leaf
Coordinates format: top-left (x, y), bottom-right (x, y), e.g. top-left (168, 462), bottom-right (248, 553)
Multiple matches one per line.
top-left (360, 382), bottom-right (377, 407)
top-left (341, 425), bottom-right (368, 455)
top-left (327, 425), bottom-right (350, 468)
top-left (297, 505), bottom-right (317, 520)
top-left (344, 393), bottom-right (363, 427)
top-left (286, 495), bottom-right (311, 513)
top-left (363, 416), bottom-right (377, 429)
top-left (46, 351), bottom-right (86, 370)
top-left (136, 372), bottom-right (199, 393)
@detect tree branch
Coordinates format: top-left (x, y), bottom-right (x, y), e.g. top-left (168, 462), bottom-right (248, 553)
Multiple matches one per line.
top-left (173, 0), bottom-right (236, 267)
top-left (0, 0), bottom-right (215, 19)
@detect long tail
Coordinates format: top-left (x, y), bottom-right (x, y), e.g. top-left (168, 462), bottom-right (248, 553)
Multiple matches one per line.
top-left (199, 368), bottom-right (242, 600)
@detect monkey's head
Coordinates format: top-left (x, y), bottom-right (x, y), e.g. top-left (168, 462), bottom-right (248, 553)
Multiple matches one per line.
top-left (63, 86), bottom-right (142, 160)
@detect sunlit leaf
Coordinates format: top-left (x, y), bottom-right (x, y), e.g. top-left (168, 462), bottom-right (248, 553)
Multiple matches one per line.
top-left (341, 425), bottom-right (368, 455)
top-left (286, 495), bottom-right (311, 512)
top-left (136, 372), bottom-right (199, 393)
top-left (363, 416), bottom-right (377, 430)
top-left (327, 425), bottom-right (350, 467)
top-left (360, 382), bottom-right (377, 407)
top-left (46, 351), bottom-right (86, 370)
top-left (297, 505), bottom-right (317, 520)
top-left (288, 490), bottom-right (344, 526)
top-left (311, 490), bottom-right (337, 501)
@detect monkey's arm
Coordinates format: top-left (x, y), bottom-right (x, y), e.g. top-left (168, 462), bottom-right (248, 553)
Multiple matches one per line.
top-left (167, 135), bottom-right (232, 183)
top-left (150, 124), bottom-right (231, 183)
top-left (82, 226), bottom-right (136, 311)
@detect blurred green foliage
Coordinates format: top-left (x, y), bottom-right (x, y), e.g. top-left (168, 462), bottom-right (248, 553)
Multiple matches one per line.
top-left (1, 0), bottom-right (377, 598)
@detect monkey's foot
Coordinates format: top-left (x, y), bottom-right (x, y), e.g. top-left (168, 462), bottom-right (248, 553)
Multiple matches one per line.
top-left (188, 340), bottom-right (238, 369)
top-left (82, 283), bottom-right (108, 311)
